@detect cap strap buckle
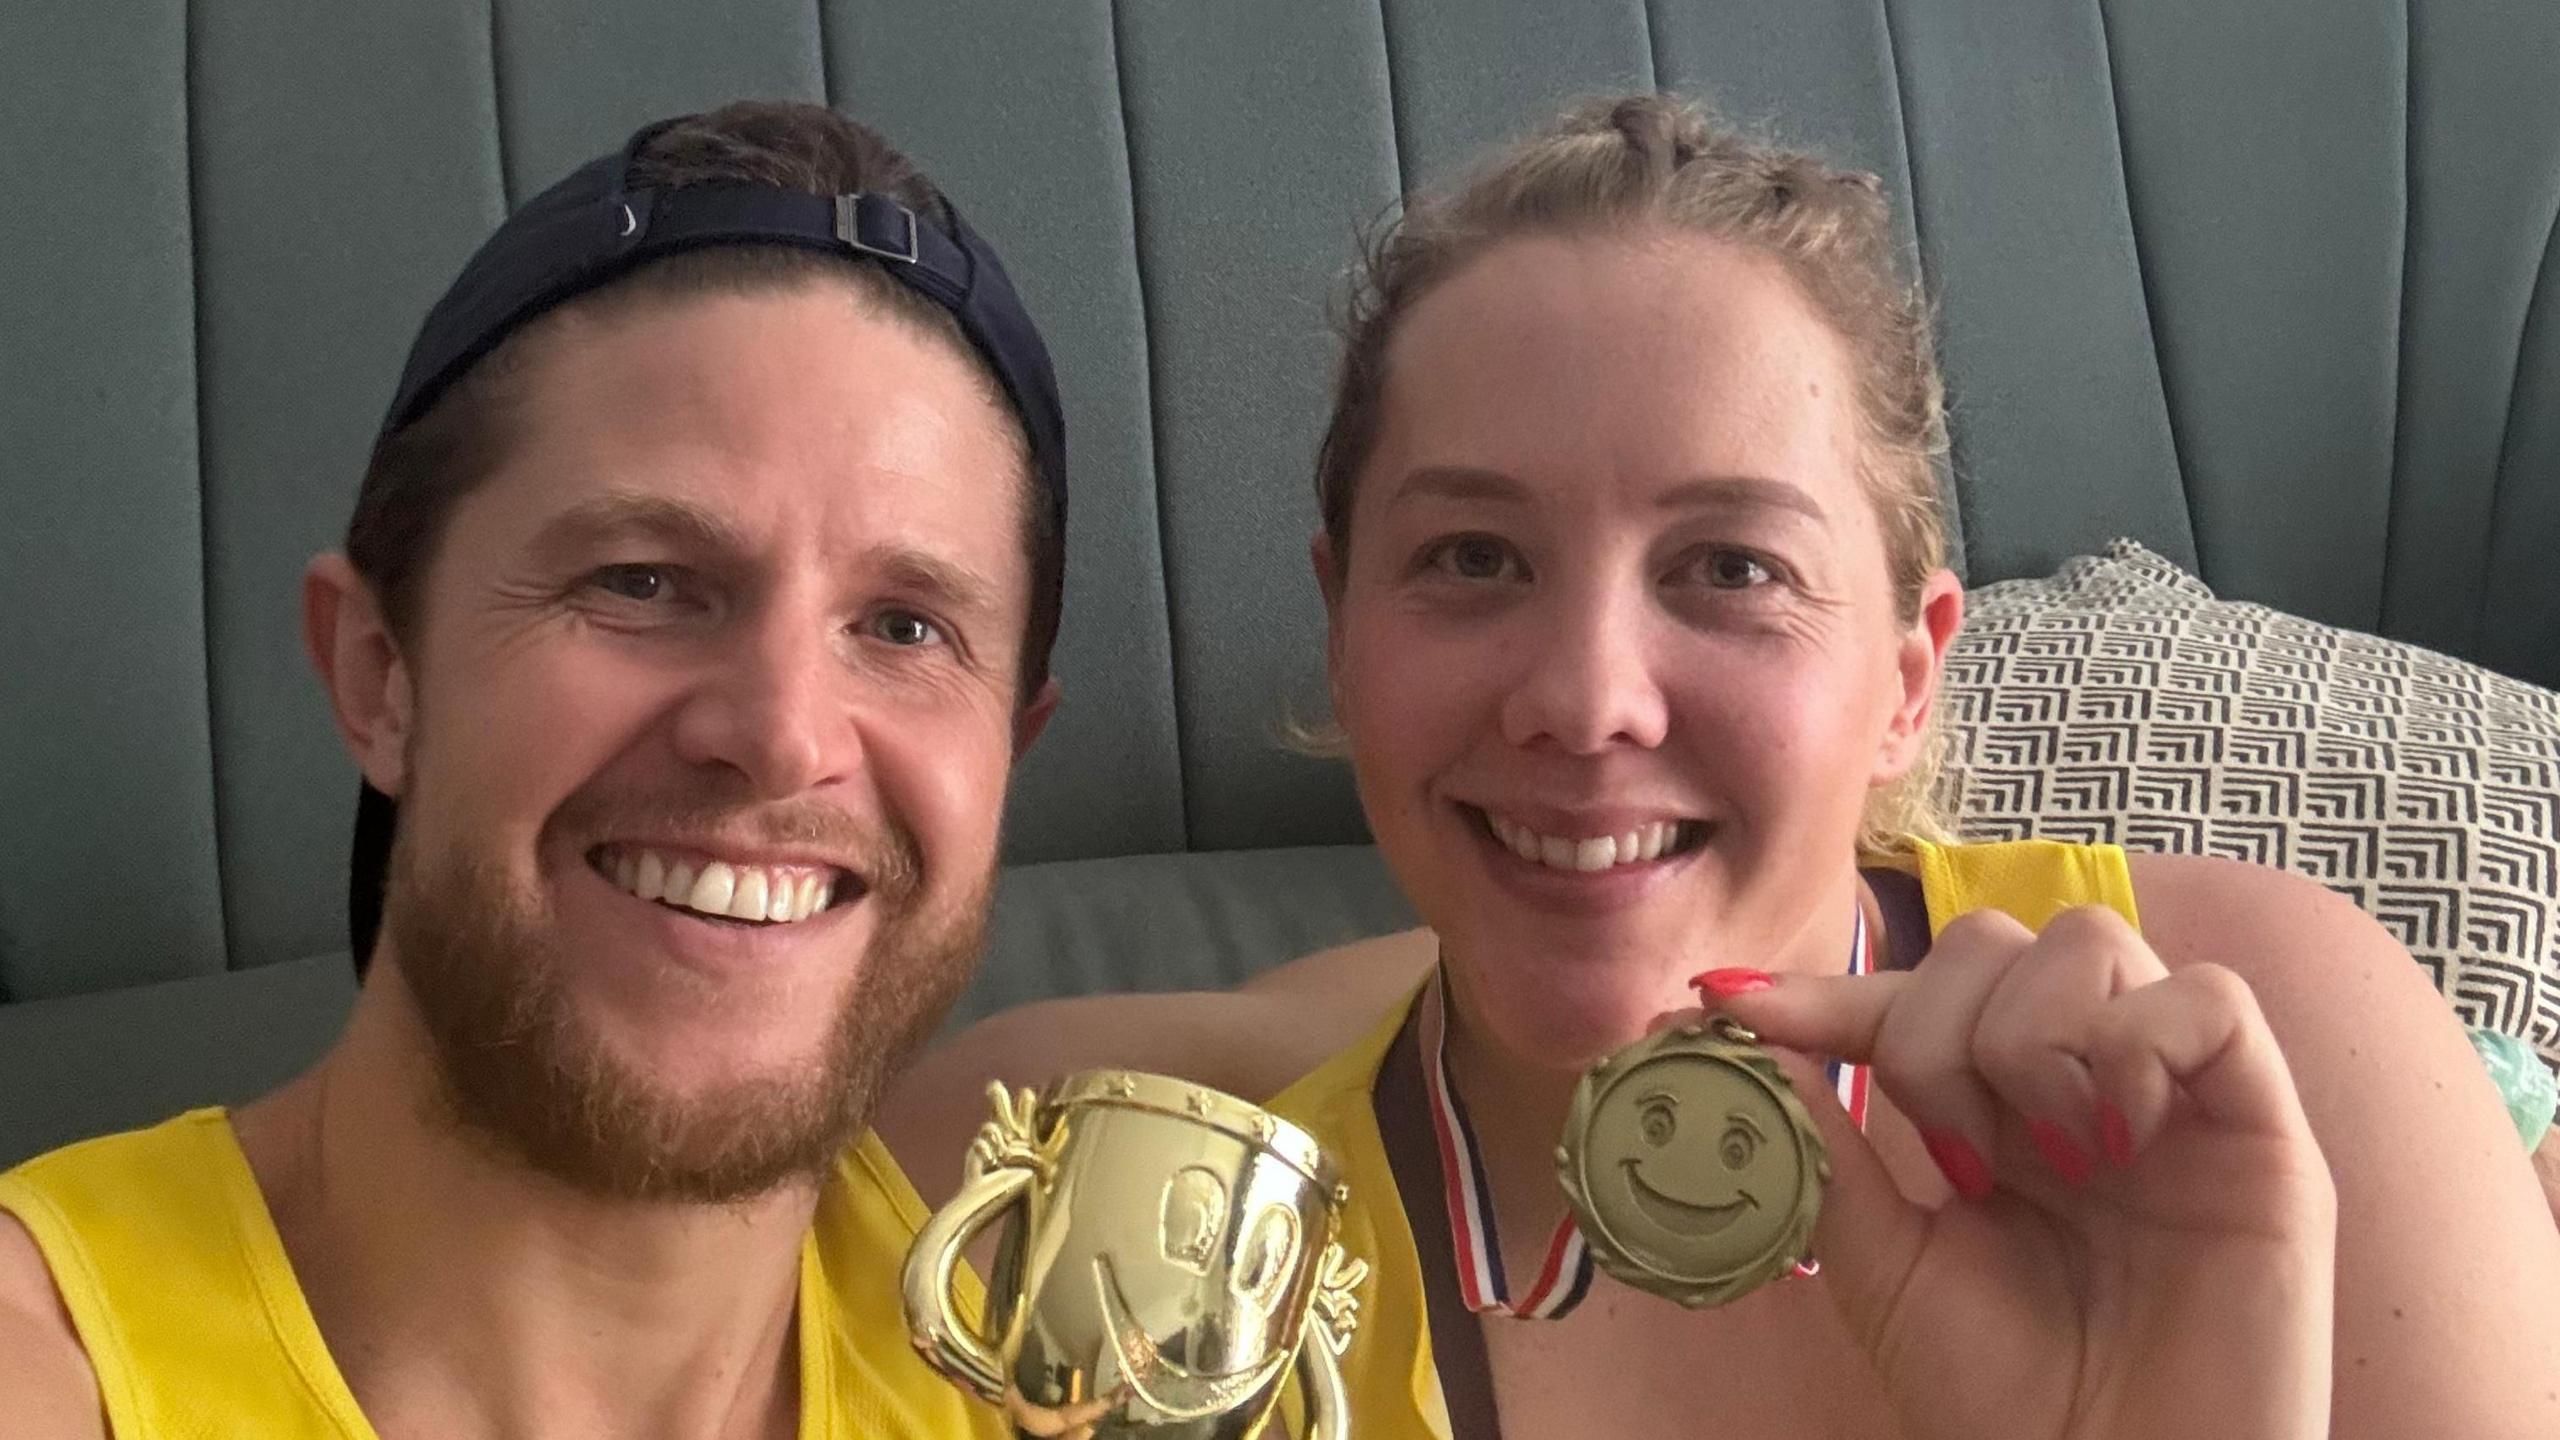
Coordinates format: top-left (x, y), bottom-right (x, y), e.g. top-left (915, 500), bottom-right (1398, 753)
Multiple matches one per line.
top-left (836, 192), bottom-right (920, 265)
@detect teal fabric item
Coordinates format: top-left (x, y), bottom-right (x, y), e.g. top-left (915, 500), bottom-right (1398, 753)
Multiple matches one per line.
top-left (10, 0), bottom-right (2560, 1149)
top-left (2470, 1028), bottom-right (2558, 1152)
top-left (0, 2), bottom-right (228, 998)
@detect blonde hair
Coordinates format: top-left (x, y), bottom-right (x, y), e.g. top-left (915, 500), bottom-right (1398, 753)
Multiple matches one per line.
top-left (1308, 93), bottom-right (1959, 850)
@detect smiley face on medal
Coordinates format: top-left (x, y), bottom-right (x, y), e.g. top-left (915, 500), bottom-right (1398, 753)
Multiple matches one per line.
top-left (1557, 1017), bottom-right (1828, 1308)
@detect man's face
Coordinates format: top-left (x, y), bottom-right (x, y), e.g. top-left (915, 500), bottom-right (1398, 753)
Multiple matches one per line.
top-left (371, 280), bottom-right (1036, 1200)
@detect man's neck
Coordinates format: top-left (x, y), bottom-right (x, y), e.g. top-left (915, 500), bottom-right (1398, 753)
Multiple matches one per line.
top-left (232, 981), bottom-right (819, 1440)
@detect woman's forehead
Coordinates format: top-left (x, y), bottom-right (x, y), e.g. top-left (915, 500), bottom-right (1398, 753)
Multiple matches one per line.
top-left (1367, 234), bottom-right (1867, 515)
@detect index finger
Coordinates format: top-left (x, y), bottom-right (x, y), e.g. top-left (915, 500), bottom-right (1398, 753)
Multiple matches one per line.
top-left (1696, 969), bottom-right (1913, 1066)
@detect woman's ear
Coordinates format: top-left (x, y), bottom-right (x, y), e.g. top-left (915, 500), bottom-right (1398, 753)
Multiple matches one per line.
top-left (1311, 529), bottom-right (1347, 686)
top-left (1875, 569), bottom-right (1964, 782)
top-left (304, 554), bottom-right (414, 797)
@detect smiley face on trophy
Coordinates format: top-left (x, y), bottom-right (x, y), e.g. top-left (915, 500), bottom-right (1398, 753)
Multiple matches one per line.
top-left (903, 1073), bottom-right (1367, 1440)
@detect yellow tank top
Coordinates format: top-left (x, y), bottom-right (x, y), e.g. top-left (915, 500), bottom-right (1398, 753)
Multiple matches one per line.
top-left (1263, 838), bottom-right (2141, 1440)
top-left (0, 1113), bottom-right (1004, 1440)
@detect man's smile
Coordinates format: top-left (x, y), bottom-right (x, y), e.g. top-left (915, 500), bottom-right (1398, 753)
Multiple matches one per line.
top-left (589, 843), bottom-right (851, 926)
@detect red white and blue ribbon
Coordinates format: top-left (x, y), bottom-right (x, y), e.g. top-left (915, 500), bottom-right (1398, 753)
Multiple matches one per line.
top-left (1421, 904), bottom-right (1872, 1319)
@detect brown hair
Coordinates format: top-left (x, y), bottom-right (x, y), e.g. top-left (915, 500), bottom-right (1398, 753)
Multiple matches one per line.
top-left (1314, 93), bottom-right (1957, 846)
top-left (346, 101), bottom-right (1062, 697)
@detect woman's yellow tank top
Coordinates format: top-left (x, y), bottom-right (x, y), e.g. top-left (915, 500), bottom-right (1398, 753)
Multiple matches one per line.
top-left (0, 1114), bottom-right (1005, 1439)
top-left (1263, 837), bottom-right (2142, 1440)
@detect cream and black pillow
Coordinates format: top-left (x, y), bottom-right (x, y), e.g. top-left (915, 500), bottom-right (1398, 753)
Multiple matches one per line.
top-left (1945, 541), bottom-right (2560, 1068)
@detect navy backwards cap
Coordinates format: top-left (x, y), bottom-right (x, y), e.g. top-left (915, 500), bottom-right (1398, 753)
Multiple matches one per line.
top-left (348, 114), bottom-right (1067, 973)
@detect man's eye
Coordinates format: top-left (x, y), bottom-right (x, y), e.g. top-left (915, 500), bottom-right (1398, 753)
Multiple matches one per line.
top-left (589, 564), bottom-right (673, 603)
top-left (865, 608), bottom-right (946, 647)
top-left (1425, 535), bottom-right (1526, 582)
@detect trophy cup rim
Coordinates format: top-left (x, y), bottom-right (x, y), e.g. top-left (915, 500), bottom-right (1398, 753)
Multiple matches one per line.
top-left (1047, 1069), bottom-right (1340, 1194)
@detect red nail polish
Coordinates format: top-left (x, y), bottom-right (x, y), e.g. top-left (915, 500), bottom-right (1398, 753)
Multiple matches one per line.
top-left (2027, 1119), bottom-right (2095, 1188)
top-left (1920, 1129), bottom-right (1995, 1201)
top-left (1691, 968), bottom-right (1775, 999)
top-left (2097, 1103), bottom-right (2135, 1170)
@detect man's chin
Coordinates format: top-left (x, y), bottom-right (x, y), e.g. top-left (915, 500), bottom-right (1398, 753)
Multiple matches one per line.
top-left (387, 845), bottom-right (980, 1206)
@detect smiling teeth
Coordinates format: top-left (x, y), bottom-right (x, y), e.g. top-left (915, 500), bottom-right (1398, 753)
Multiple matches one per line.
top-left (601, 848), bottom-right (835, 923)
top-left (1485, 816), bottom-right (1692, 872)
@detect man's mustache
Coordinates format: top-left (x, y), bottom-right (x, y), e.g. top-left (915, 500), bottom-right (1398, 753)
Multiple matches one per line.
top-left (552, 786), bottom-right (924, 906)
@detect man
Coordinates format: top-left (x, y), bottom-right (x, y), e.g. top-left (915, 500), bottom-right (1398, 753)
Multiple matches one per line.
top-left (0, 102), bottom-right (1060, 1439)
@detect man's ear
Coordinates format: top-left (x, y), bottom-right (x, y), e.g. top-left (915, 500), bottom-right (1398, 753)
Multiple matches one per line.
top-left (305, 554), bottom-right (414, 796)
top-left (1874, 568), bottom-right (1965, 783)
top-left (1013, 676), bottom-right (1062, 759)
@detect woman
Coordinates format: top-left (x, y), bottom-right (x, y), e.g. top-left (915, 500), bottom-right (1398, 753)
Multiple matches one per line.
top-left (882, 96), bottom-right (2559, 1438)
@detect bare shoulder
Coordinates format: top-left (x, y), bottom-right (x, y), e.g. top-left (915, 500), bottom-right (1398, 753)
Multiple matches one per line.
top-left (875, 929), bottom-right (1436, 1204)
top-left (0, 1209), bottom-right (108, 1439)
top-left (2127, 851), bottom-right (2560, 1438)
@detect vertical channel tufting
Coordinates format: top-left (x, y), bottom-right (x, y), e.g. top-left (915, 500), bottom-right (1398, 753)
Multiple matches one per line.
top-left (1376, 0), bottom-right (1413, 196)
top-left (813, 0), bottom-right (839, 110)
top-left (1640, 0), bottom-right (1664, 93)
top-left (1872, 0), bottom-right (1964, 578)
top-left (487, 0), bottom-right (518, 206)
top-left (2381, 0), bottom-right (2416, 635)
top-left (2480, 200), bottom-right (2560, 657)
top-left (2090, 0), bottom-right (2202, 582)
top-left (1107, 0), bottom-right (1191, 849)
top-left (186, 0), bottom-right (233, 971)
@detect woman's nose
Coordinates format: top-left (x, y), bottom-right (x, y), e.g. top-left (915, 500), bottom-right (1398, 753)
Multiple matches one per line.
top-left (1498, 591), bottom-right (1671, 754)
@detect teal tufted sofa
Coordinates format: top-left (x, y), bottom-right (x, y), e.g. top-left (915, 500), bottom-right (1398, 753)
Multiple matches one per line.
top-left (6, 1), bottom-right (2559, 1166)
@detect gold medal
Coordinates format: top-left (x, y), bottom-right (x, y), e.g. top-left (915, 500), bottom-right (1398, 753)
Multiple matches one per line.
top-left (1555, 1017), bottom-right (1829, 1308)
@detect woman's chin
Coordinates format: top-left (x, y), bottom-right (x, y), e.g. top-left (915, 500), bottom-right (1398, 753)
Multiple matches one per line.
top-left (1453, 952), bottom-right (1681, 1073)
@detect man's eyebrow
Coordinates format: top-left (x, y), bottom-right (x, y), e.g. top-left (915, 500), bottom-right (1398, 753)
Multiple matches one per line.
top-left (1655, 475), bottom-right (1828, 524)
top-left (527, 491), bottom-right (755, 561)
top-left (872, 547), bottom-right (998, 616)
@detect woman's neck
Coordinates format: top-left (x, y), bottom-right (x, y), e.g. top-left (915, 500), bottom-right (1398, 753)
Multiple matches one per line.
top-left (1430, 871), bottom-right (1889, 1293)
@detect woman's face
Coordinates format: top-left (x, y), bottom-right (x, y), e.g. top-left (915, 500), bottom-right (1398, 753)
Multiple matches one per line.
top-left (1323, 230), bottom-right (1960, 1069)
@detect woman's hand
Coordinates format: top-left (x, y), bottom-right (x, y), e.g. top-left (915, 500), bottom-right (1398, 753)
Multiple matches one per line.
top-left (1698, 905), bottom-right (2337, 1440)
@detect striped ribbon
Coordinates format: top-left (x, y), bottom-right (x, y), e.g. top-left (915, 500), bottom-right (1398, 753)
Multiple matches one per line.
top-left (1420, 905), bottom-right (1872, 1319)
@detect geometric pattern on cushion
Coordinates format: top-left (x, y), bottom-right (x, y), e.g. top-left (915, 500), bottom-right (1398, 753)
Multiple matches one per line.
top-left (1946, 541), bottom-right (2560, 1068)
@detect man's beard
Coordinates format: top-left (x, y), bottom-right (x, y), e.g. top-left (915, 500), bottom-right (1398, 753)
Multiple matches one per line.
top-left (382, 787), bottom-right (985, 1204)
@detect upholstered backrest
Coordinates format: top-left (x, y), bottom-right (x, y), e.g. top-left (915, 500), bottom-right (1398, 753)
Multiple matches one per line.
top-left (7, 0), bottom-right (2559, 1010)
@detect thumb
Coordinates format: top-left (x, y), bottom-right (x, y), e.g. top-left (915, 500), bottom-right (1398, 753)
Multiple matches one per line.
top-left (1758, 1040), bottom-right (1932, 1353)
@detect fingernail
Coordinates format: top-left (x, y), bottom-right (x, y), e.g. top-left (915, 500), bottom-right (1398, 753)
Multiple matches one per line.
top-left (1919, 1129), bottom-right (1995, 1201)
top-left (1691, 968), bottom-right (1775, 999)
top-left (2027, 1119), bottom-right (2095, 1188)
top-left (2097, 1102), bottom-right (2135, 1170)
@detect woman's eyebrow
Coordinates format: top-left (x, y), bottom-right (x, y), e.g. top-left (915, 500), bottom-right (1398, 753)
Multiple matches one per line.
top-left (1654, 475), bottom-right (1828, 524)
top-left (1385, 465), bottom-right (1534, 508)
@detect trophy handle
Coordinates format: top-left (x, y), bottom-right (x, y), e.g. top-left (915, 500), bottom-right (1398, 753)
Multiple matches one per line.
top-left (901, 1084), bottom-right (1053, 1404)
top-left (1292, 1241), bottom-right (1368, 1440)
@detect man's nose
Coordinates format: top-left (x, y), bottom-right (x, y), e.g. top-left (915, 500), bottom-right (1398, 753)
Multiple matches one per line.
top-left (1498, 588), bottom-right (1671, 755)
top-left (668, 611), bottom-right (857, 798)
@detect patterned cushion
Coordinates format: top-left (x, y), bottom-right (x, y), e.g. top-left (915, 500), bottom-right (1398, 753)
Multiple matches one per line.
top-left (1946, 541), bottom-right (2560, 1066)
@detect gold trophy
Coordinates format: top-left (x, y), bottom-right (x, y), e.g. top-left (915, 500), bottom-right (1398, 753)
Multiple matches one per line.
top-left (904, 1072), bottom-right (1368, 1439)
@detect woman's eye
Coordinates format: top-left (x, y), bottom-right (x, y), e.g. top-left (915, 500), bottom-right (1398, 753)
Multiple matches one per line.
top-left (1719, 1124), bottom-right (1758, 1170)
top-left (1425, 535), bottom-right (1526, 583)
top-left (865, 608), bottom-right (946, 648)
top-left (588, 564), bottom-right (674, 603)
top-left (1699, 550), bottom-right (1774, 589)
top-left (1639, 1101), bottom-right (1677, 1148)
